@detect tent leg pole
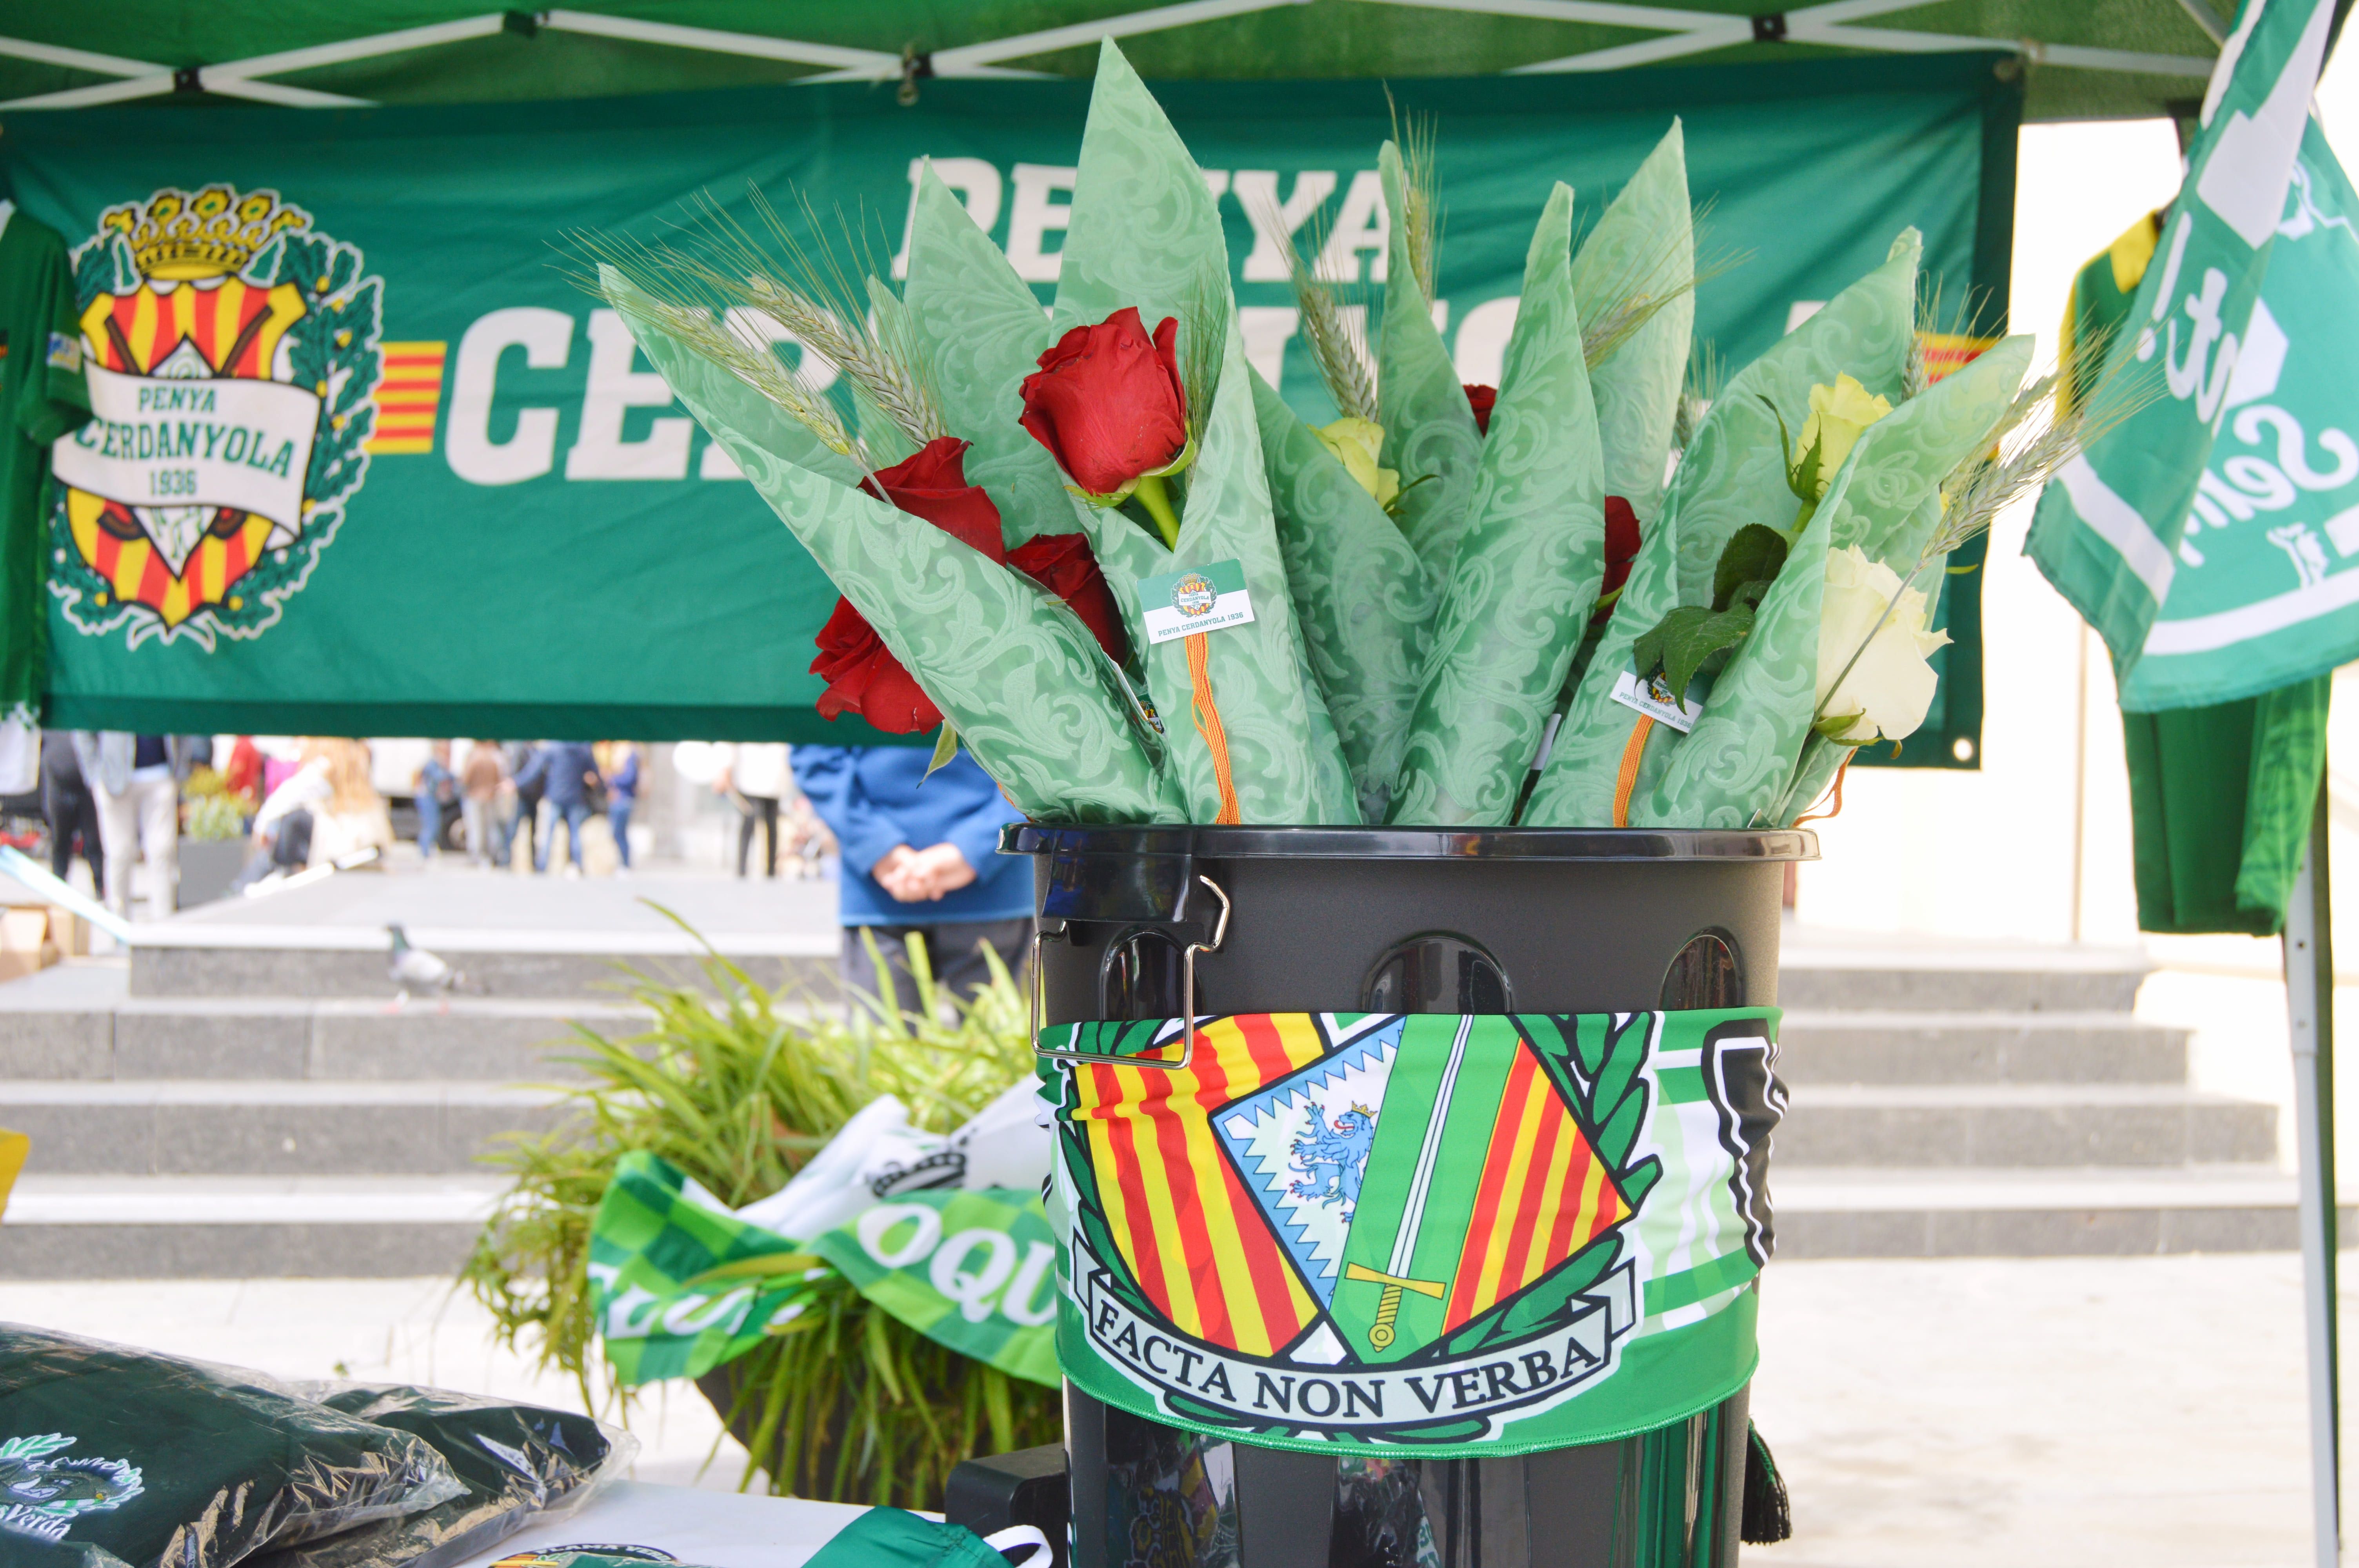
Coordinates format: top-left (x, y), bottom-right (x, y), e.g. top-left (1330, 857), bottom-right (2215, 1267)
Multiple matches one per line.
top-left (2287, 779), bottom-right (2339, 1568)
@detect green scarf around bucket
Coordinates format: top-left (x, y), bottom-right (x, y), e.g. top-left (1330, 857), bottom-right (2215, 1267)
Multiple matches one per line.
top-left (1034, 1007), bottom-right (1781, 1457)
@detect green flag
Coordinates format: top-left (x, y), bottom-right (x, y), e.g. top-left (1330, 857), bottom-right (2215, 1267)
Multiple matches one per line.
top-left (2113, 114), bottom-right (2359, 710)
top-left (2027, 0), bottom-right (2341, 678)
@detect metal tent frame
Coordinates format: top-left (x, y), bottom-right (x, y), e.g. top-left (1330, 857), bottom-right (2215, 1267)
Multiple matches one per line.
top-left (0, 0), bottom-right (2218, 112)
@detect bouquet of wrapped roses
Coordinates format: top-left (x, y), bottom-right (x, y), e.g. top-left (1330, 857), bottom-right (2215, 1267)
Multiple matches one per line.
top-left (599, 41), bottom-right (2105, 830)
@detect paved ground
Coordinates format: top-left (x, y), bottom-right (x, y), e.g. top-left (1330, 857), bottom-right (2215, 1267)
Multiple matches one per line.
top-left (1750, 1254), bottom-right (2321, 1567)
top-left (0, 1252), bottom-right (2337, 1559)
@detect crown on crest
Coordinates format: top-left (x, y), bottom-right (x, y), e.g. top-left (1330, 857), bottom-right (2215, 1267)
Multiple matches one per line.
top-left (100, 186), bottom-right (310, 281)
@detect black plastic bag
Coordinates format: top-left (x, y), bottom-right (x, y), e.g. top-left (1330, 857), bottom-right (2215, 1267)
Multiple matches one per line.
top-left (0, 1324), bottom-right (461, 1568)
top-left (249, 1384), bottom-right (629, 1568)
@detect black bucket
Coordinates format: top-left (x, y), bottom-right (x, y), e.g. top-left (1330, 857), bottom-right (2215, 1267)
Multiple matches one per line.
top-left (1007, 824), bottom-right (1815, 1568)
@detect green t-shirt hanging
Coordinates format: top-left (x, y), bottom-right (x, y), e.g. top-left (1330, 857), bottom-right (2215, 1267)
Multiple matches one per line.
top-left (0, 201), bottom-right (94, 719)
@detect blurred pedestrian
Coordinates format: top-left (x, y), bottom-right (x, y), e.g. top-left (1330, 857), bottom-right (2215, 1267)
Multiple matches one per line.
top-left (720, 742), bottom-right (790, 878)
top-left (791, 744), bottom-right (1030, 1010)
top-left (459, 741), bottom-right (508, 868)
top-left (414, 742), bottom-right (457, 861)
top-left (600, 741), bottom-right (640, 875)
top-left (220, 735), bottom-right (263, 803)
top-left (38, 731), bottom-right (98, 886)
top-left (73, 732), bottom-right (195, 920)
top-left (519, 740), bottom-right (601, 878)
top-left (781, 791), bottom-right (832, 879)
top-left (505, 740), bottom-right (543, 871)
top-left (305, 739), bottom-right (393, 866)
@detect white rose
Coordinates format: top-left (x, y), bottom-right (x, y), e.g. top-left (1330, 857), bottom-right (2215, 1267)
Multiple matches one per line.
top-left (1815, 545), bottom-right (1951, 744)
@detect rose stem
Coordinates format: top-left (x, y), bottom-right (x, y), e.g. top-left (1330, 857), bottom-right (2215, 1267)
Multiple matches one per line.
top-left (1132, 473), bottom-right (1182, 550)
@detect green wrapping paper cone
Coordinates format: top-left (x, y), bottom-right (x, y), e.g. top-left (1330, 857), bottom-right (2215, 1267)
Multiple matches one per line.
top-left (1670, 230), bottom-right (1919, 608)
top-left (1049, 41), bottom-right (1355, 824)
top-left (1522, 233), bottom-right (1918, 829)
top-left (1574, 120), bottom-right (1693, 527)
top-left (1389, 183), bottom-right (1607, 825)
top-left (1774, 731), bottom-right (1847, 828)
top-left (606, 272), bottom-right (1177, 824)
top-left (1834, 335), bottom-right (2034, 566)
top-left (1752, 335), bottom-right (2032, 823)
top-left (1519, 457), bottom-right (1687, 828)
top-left (901, 166), bottom-right (1072, 552)
top-left (1378, 141), bottom-right (1485, 582)
top-left (1252, 366), bottom-right (1436, 822)
top-left (1634, 464), bottom-right (1843, 828)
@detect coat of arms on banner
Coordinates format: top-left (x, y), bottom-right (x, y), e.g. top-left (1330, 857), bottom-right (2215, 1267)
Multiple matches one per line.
top-left (1042, 1010), bottom-right (1788, 1451)
top-left (47, 185), bottom-right (382, 648)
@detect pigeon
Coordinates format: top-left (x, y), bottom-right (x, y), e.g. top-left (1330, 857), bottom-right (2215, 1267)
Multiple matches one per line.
top-left (387, 924), bottom-right (461, 1000)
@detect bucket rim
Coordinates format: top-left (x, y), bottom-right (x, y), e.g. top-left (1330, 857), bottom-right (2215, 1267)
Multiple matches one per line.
top-left (1000, 823), bottom-right (1818, 862)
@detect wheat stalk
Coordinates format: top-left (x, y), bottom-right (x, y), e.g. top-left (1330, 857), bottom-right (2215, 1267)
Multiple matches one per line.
top-left (570, 227), bottom-right (865, 463)
top-left (1257, 191), bottom-right (1378, 422)
top-left (573, 185), bottom-right (948, 457)
top-left (1178, 262), bottom-right (1228, 450)
top-left (1920, 336), bottom-right (2157, 569)
top-left (1388, 94), bottom-right (1441, 303)
top-left (1580, 203), bottom-right (1739, 373)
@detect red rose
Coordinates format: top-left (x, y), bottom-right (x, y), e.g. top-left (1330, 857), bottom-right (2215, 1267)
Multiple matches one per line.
top-left (1018, 307), bottom-right (1189, 499)
top-left (1010, 532), bottom-right (1130, 665)
top-left (1464, 383), bottom-right (1497, 435)
top-left (811, 598), bottom-right (943, 734)
top-left (860, 436), bottom-right (1007, 562)
top-left (815, 436), bottom-right (1005, 733)
top-left (1592, 494), bottom-right (1643, 627)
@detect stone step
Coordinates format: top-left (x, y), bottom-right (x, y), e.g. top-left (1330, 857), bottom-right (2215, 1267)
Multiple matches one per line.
top-left (1776, 1010), bottom-right (2189, 1086)
top-left (0, 1080), bottom-right (565, 1176)
top-left (1774, 1166), bottom-right (2357, 1258)
top-left (128, 923), bottom-right (832, 999)
top-left (1775, 954), bottom-right (2148, 1014)
top-left (0, 1175), bottom-right (496, 1278)
top-left (1779, 1084), bottom-right (2279, 1168)
top-left (0, 967), bottom-right (645, 1081)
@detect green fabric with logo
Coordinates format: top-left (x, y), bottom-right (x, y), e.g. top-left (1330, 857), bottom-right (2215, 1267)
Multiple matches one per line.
top-left (0, 203), bottom-right (93, 720)
top-left (0, 1324), bottom-right (462, 1568)
top-left (2061, 209), bottom-right (2331, 937)
top-left (588, 1151), bottom-right (1059, 1389)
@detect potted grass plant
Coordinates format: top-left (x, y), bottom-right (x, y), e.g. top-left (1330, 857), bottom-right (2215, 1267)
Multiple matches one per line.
top-left (462, 931), bottom-right (1057, 1508)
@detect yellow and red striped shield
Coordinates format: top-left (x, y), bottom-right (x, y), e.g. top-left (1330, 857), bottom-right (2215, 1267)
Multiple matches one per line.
top-left (65, 278), bottom-right (305, 628)
top-left (1065, 1014), bottom-right (1334, 1357)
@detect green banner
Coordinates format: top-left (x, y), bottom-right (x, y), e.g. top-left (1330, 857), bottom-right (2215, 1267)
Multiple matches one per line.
top-left (587, 1151), bottom-right (1058, 1389)
top-left (3, 56), bottom-right (2012, 747)
top-left (1039, 1007), bottom-right (1782, 1456)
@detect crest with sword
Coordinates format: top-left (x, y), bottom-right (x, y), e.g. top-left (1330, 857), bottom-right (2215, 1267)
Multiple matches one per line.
top-left (1341, 1015), bottom-right (1469, 1348)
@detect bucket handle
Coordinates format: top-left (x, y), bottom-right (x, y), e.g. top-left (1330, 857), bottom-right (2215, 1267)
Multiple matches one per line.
top-left (1032, 874), bottom-right (1231, 1072)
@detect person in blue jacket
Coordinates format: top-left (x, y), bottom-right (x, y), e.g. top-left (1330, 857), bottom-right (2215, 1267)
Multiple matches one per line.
top-left (514, 740), bottom-right (602, 878)
top-left (790, 744), bottom-right (1030, 1011)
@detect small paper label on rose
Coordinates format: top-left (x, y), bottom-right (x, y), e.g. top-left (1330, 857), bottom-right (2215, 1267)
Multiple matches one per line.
top-left (1610, 666), bottom-right (1703, 733)
top-left (1137, 558), bottom-right (1256, 644)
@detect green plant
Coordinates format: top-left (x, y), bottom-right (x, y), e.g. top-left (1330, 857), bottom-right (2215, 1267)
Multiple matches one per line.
top-left (462, 915), bottom-right (1059, 1506)
top-left (184, 792), bottom-right (249, 842)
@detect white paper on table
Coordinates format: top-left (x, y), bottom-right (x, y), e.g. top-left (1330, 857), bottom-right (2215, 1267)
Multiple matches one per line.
top-left (449, 1479), bottom-right (888, 1568)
